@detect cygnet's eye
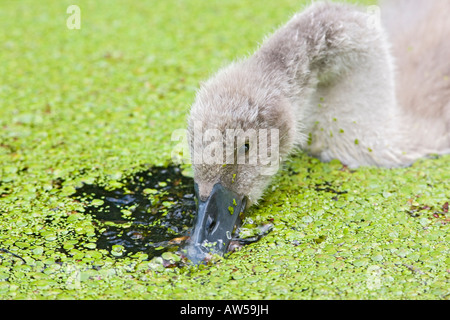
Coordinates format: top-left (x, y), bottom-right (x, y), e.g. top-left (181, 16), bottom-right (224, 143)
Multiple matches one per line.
top-left (238, 143), bottom-right (250, 156)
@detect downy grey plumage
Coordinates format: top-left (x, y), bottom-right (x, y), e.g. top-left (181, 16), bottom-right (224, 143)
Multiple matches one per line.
top-left (188, 0), bottom-right (449, 207)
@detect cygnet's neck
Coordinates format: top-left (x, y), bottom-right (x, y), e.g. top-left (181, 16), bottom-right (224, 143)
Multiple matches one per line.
top-left (247, 3), bottom-right (428, 168)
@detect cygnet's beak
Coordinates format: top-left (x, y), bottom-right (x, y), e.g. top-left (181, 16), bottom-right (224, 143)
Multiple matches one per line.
top-left (185, 183), bottom-right (247, 264)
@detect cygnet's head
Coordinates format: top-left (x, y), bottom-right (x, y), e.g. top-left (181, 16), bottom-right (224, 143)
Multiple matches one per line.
top-left (185, 61), bottom-right (295, 263)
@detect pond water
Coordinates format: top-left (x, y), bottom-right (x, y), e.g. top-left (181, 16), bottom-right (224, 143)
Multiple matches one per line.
top-left (71, 166), bottom-right (196, 260)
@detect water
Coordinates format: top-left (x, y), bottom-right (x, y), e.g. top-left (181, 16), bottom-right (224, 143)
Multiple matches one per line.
top-left (72, 165), bottom-right (196, 259)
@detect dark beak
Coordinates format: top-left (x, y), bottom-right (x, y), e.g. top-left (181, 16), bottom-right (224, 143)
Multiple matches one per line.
top-left (185, 183), bottom-right (247, 264)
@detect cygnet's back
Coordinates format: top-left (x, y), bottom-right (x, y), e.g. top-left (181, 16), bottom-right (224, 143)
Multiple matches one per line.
top-left (382, 0), bottom-right (450, 152)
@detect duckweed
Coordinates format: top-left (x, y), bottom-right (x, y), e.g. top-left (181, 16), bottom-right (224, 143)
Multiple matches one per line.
top-left (1, 0), bottom-right (449, 300)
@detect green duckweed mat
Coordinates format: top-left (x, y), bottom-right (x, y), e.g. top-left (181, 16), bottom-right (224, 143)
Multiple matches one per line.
top-left (1, 0), bottom-right (449, 299)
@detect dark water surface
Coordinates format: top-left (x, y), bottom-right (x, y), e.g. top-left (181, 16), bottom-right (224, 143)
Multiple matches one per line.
top-left (72, 165), bottom-right (196, 259)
